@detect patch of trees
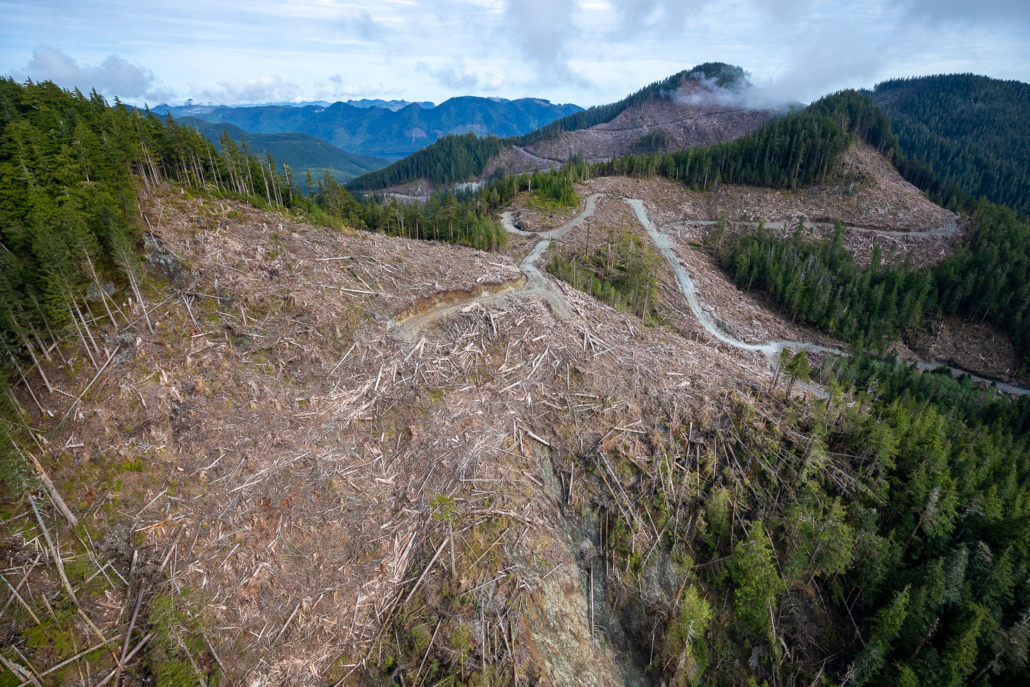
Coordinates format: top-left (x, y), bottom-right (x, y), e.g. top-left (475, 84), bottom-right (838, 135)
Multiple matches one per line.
top-left (593, 345), bottom-right (1030, 686)
top-left (0, 79), bottom-right (284, 378)
top-left (934, 202), bottom-right (1030, 361)
top-left (633, 129), bottom-right (672, 154)
top-left (547, 230), bottom-right (661, 322)
top-left (708, 223), bottom-right (936, 352)
top-left (708, 199), bottom-right (1030, 368)
top-left (590, 107), bottom-right (851, 190)
top-left (873, 74), bottom-right (1030, 214)
top-left (0, 78), bottom-right (313, 486)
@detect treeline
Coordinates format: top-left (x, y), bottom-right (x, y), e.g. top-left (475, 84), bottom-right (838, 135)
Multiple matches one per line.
top-left (708, 223), bottom-right (936, 351)
top-left (585, 90), bottom-right (903, 192)
top-left (0, 78), bottom-right (304, 486)
top-left (313, 164), bottom-right (594, 251)
top-left (873, 74), bottom-right (1030, 215)
top-left (0, 80), bottom-right (305, 378)
top-left (935, 203), bottom-right (1030, 359)
top-left (590, 106), bottom-right (851, 190)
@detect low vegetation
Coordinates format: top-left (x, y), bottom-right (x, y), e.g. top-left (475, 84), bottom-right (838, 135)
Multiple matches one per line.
top-left (548, 230), bottom-right (662, 323)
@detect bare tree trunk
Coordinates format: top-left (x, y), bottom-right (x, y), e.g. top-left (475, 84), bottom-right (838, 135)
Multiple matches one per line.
top-left (19, 445), bottom-right (78, 528)
top-left (69, 305), bottom-right (99, 371)
top-left (85, 253), bottom-right (117, 332)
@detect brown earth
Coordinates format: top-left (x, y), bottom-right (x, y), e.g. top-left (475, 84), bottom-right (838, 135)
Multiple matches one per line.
top-left (483, 146), bottom-right (561, 178)
top-left (5, 185), bottom-right (788, 687)
top-left (0, 136), bottom-right (1011, 687)
top-left (578, 144), bottom-right (961, 268)
top-left (909, 316), bottom-right (1028, 386)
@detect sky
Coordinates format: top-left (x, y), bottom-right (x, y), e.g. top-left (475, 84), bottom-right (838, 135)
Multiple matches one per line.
top-left (1, 0), bottom-right (1028, 108)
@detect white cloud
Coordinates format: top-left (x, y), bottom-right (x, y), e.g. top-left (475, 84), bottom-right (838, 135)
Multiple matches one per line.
top-left (342, 10), bottom-right (386, 42)
top-left (16, 47), bottom-right (173, 102)
top-left (189, 75), bottom-right (300, 105)
top-left (416, 60), bottom-right (502, 92)
top-left (1, 0), bottom-right (1027, 108)
top-left (503, 0), bottom-right (589, 86)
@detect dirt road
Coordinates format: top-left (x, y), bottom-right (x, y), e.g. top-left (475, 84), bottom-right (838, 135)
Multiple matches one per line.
top-left (663, 214), bottom-right (958, 238)
top-left (392, 194), bottom-right (604, 338)
top-left (626, 198), bottom-right (1030, 396)
top-left (626, 198), bottom-right (843, 358)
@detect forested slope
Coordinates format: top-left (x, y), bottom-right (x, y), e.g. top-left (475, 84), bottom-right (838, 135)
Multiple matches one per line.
top-left (178, 116), bottom-right (388, 184)
top-left (700, 90), bottom-right (1030, 373)
top-left (873, 74), bottom-right (1030, 214)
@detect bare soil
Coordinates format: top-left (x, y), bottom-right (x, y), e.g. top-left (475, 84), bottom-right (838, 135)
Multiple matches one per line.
top-left (908, 316), bottom-right (1028, 385)
top-left (7, 185), bottom-right (784, 687)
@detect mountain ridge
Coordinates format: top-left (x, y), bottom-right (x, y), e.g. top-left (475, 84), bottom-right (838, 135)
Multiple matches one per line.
top-left (176, 116), bottom-right (389, 185)
top-left (154, 95), bottom-right (582, 157)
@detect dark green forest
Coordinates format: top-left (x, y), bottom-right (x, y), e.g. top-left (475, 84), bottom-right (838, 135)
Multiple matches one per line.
top-left (344, 132), bottom-right (508, 191)
top-left (0, 78), bottom-right (314, 386)
top-left (873, 75), bottom-right (1030, 215)
top-left (708, 222), bottom-right (936, 351)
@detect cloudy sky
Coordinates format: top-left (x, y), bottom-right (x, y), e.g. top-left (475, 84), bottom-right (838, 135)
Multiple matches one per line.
top-left (2, 0), bottom-right (1028, 108)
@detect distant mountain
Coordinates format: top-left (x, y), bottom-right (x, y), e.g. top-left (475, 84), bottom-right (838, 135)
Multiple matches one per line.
top-left (872, 74), bottom-right (1030, 214)
top-left (177, 117), bottom-right (389, 185)
top-left (154, 97), bottom-right (582, 157)
top-left (344, 99), bottom-right (435, 111)
top-left (347, 63), bottom-right (773, 193)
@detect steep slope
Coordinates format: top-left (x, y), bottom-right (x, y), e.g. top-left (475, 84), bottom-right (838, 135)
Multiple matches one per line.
top-left (178, 116), bottom-right (388, 184)
top-left (872, 74), bottom-right (1030, 213)
top-left (157, 96), bottom-right (582, 157)
top-left (8, 178), bottom-right (1028, 687)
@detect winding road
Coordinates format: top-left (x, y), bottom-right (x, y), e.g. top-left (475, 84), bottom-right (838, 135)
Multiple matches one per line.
top-left (626, 198), bottom-right (844, 359)
top-left (391, 195), bottom-right (604, 338)
top-left (392, 191), bottom-right (1028, 396)
top-left (661, 215), bottom-right (959, 238)
top-left (625, 198), bottom-right (1030, 396)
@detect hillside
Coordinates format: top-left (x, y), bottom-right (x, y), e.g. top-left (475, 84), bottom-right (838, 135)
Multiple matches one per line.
top-left (177, 116), bottom-right (389, 184)
top-left (348, 63), bottom-right (776, 193)
top-left (520, 78), bottom-right (773, 163)
top-left (872, 74), bottom-right (1030, 214)
top-left (3, 77), bottom-right (1030, 687)
top-left (156, 96), bottom-right (582, 157)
